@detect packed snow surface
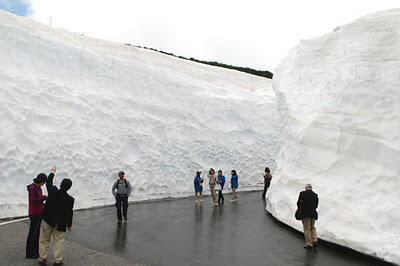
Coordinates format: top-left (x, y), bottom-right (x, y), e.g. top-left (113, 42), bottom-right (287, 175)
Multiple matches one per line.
top-left (266, 9), bottom-right (400, 264)
top-left (0, 11), bottom-right (278, 219)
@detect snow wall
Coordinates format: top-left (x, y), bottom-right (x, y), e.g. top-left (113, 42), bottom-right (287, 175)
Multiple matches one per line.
top-left (0, 10), bottom-right (279, 219)
top-left (266, 9), bottom-right (400, 264)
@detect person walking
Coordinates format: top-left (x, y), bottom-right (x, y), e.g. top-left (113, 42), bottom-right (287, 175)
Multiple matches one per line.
top-left (112, 171), bottom-right (132, 222)
top-left (262, 167), bottom-right (272, 198)
top-left (26, 173), bottom-right (48, 259)
top-left (297, 184), bottom-right (319, 250)
top-left (230, 170), bottom-right (239, 202)
top-left (194, 171), bottom-right (204, 203)
top-left (38, 166), bottom-right (74, 266)
top-left (208, 168), bottom-right (218, 206)
top-left (217, 170), bottom-right (225, 205)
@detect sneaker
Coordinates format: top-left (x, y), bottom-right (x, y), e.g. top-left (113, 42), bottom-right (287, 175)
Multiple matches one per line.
top-left (124, 217), bottom-right (128, 222)
top-left (38, 260), bottom-right (47, 266)
top-left (194, 200), bottom-right (198, 203)
top-left (230, 199), bottom-right (235, 202)
top-left (214, 203), bottom-right (219, 207)
top-left (312, 242), bottom-right (318, 248)
top-left (53, 262), bottom-right (64, 266)
top-left (200, 199), bottom-right (203, 202)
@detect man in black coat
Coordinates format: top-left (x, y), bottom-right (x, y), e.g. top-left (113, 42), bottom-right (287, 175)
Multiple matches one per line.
top-left (297, 184), bottom-right (318, 249)
top-left (38, 166), bottom-right (74, 266)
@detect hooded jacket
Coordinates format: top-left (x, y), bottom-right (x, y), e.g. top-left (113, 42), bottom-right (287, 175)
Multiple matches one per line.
top-left (27, 183), bottom-right (46, 215)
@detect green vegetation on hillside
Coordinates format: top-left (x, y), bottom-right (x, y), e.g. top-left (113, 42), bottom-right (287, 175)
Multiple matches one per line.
top-left (125, 44), bottom-right (273, 79)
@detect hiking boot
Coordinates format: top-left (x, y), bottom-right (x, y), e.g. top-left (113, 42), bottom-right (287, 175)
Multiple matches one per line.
top-left (313, 242), bottom-right (318, 249)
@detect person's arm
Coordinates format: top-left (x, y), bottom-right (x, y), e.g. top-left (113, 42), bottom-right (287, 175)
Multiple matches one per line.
top-left (67, 198), bottom-right (74, 232)
top-left (112, 182), bottom-right (117, 197)
top-left (30, 188), bottom-right (46, 203)
top-left (46, 167), bottom-right (58, 196)
top-left (127, 180), bottom-right (132, 197)
top-left (297, 192), bottom-right (303, 208)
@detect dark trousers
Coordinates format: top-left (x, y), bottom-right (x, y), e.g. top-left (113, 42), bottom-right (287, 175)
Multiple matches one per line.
top-left (218, 190), bottom-right (224, 204)
top-left (262, 182), bottom-right (270, 198)
top-left (116, 195), bottom-right (128, 220)
top-left (26, 213), bottom-right (42, 257)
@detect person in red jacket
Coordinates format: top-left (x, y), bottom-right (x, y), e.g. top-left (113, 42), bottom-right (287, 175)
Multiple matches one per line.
top-left (26, 172), bottom-right (48, 259)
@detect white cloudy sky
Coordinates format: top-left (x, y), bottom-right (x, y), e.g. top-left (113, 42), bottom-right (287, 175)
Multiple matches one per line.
top-left (27, 0), bottom-right (399, 71)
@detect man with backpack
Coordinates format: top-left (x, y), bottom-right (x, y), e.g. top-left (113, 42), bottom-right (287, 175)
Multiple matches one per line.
top-left (112, 171), bottom-right (132, 222)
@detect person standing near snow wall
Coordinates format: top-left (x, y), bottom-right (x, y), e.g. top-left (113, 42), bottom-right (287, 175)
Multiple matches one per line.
top-left (230, 170), bottom-right (239, 201)
top-left (217, 170), bottom-right (225, 205)
top-left (208, 168), bottom-right (218, 206)
top-left (194, 171), bottom-right (204, 203)
top-left (262, 167), bottom-right (272, 198)
top-left (26, 173), bottom-right (48, 259)
top-left (297, 184), bottom-right (318, 250)
top-left (112, 171), bottom-right (132, 222)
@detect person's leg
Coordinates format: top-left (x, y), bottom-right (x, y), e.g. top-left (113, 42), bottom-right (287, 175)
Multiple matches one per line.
top-left (221, 189), bottom-right (224, 203)
top-left (302, 218), bottom-right (312, 247)
top-left (218, 190), bottom-right (222, 204)
top-left (310, 219), bottom-right (318, 245)
top-left (212, 186), bottom-right (218, 204)
top-left (122, 196), bottom-right (128, 220)
top-left (32, 214), bottom-right (42, 257)
top-left (195, 191), bottom-right (198, 202)
top-left (262, 184), bottom-right (267, 198)
top-left (38, 221), bottom-right (53, 263)
top-left (199, 191), bottom-right (203, 201)
top-left (52, 229), bottom-right (66, 264)
top-left (26, 214), bottom-right (39, 257)
top-left (116, 196), bottom-right (122, 221)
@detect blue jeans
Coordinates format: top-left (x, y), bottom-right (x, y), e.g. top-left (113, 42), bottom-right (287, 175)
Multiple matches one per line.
top-left (26, 214), bottom-right (42, 257)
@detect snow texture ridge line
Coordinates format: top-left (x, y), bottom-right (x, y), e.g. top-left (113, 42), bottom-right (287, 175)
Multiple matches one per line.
top-left (267, 9), bottom-right (400, 265)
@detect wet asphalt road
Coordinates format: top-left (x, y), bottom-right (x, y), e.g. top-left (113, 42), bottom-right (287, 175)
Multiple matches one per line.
top-left (66, 191), bottom-right (390, 266)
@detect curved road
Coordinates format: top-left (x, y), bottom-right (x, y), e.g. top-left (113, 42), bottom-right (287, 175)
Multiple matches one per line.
top-left (65, 191), bottom-right (390, 266)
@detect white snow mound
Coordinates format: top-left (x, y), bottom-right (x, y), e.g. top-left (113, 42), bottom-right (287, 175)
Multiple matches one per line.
top-left (0, 10), bottom-right (278, 219)
top-left (267, 9), bottom-right (400, 264)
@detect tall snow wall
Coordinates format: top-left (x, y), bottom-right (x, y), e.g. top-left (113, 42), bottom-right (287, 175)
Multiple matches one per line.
top-left (266, 9), bottom-right (400, 264)
top-left (0, 10), bottom-right (278, 219)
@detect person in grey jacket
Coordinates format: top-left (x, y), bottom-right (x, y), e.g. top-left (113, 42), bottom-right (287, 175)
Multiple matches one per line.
top-left (112, 171), bottom-right (132, 222)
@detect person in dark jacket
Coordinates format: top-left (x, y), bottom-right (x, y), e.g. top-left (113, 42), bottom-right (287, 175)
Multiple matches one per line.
top-left (262, 167), bottom-right (272, 198)
top-left (217, 170), bottom-right (225, 205)
top-left (297, 184), bottom-right (318, 249)
top-left (38, 166), bottom-right (74, 266)
top-left (26, 173), bottom-right (48, 259)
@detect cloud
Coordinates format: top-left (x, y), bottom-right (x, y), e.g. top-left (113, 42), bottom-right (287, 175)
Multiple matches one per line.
top-left (27, 0), bottom-right (399, 70)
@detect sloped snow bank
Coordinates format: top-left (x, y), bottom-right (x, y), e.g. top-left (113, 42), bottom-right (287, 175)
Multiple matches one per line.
top-left (0, 10), bottom-right (278, 219)
top-left (267, 9), bottom-right (400, 264)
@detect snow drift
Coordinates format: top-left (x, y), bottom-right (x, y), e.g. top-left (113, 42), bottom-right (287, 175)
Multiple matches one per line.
top-left (0, 10), bottom-right (278, 219)
top-left (267, 9), bottom-right (400, 264)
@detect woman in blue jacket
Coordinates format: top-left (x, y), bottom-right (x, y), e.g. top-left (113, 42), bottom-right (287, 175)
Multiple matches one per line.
top-left (194, 171), bottom-right (204, 203)
top-left (230, 170), bottom-right (238, 202)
